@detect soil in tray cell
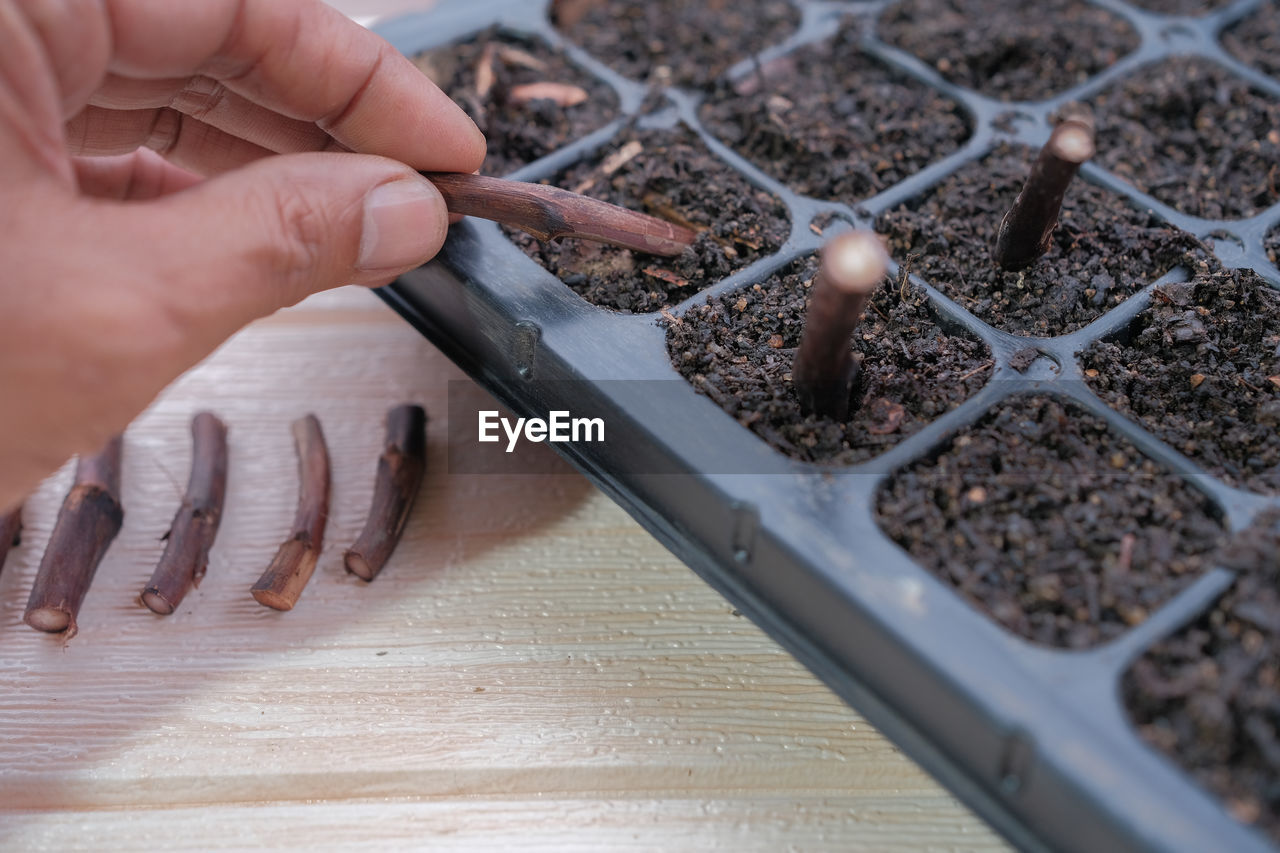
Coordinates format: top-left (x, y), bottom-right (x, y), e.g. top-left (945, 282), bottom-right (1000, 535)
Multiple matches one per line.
top-left (1270, 226), bottom-right (1280, 268)
top-left (877, 0), bottom-right (1137, 102)
top-left (875, 394), bottom-right (1226, 649)
top-left (412, 28), bottom-right (619, 177)
top-left (506, 125), bottom-right (790, 313)
top-left (1082, 266), bottom-right (1280, 496)
top-left (551, 0), bottom-right (801, 91)
top-left (666, 250), bottom-right (991, 466)
top-left (700, 19), bottom-right (971, 204)
top-left (1223, 1), bottom-right (1280, 80)
top-left (1090, 58), bottom-right (1280, 220)
top-left (1124, 509), bottom-right (1280, 845)
top-left (876, 142), bottom-right (1208, 337)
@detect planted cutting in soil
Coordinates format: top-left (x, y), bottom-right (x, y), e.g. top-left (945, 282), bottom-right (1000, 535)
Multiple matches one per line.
top-left (1124, 509), bottom-right (1280, 844)
top-left (506, 125), bottom-right (789, 313)
top-left (551, 0), bottom-right (800, 91)
top-left (877, 0), bottom-right (1137, 102)
top-left (700, 20), bottom-right (970, 203)
top-left (1082, 266), bottom-right (1280, 495)
top-left (1090, 58), bottom-right (1280, 219)
top-left (666, 249), bottom-right (990, 465)
top-left (412, 29), bottom-right (618, 177)
top-left (402, 4), bottom-right (1280, 846)
top-left (1223, 1), bottom-right (1280, 79)
top-left (875, 395), bottom-right (1226, 649)
top-left (876, 142), bottom-right (1207, 336)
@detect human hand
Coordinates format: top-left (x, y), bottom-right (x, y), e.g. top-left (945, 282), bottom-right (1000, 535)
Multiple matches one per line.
top-left (0, 0), bottom-right (484, 510)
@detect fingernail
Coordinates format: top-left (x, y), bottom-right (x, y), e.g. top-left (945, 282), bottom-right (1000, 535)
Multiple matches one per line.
top-left (358, 177), bottom-right (445, 271)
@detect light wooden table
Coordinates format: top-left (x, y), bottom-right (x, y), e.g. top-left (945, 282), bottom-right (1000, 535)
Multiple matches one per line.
top-left (0, 288), bottom-right (1007, 852)
top-left (0, 3), bottom-right (1009, 850)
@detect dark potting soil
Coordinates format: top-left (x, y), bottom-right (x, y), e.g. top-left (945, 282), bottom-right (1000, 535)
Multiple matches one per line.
top-left (875, 395), bottom-right (1226, 649)
top-left (1090, 58), bottom-right (1280, 220)
top-left (877, 0), bottom-right (1137, 102)
top-left (506, 125), bottom-right (790, 313)
top-left (412, 29), bottom-right (618, 177)
top-left (1124, 510), bottom-right (1280, 843)
top-left (1125, 0), bottom-right (1232, 14)
top-left (1224, 1), bottom-right (1280, 79)
top-left (876, 142), bottom-right (1207, 336)
top-left (665, 250), bottom-right (991, 465)
top-left (699, 20), bottom-right (971, 204)
top-left (551, 0), bottom-right (800, 91)
top-left (1082, 266), bottom-right (1280, 495)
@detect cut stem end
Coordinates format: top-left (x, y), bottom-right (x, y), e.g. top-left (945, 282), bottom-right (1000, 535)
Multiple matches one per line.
top-left (25, 607), bottom-right (72, 633)
top-left (140, 589), bottom-right (176, 616)
top-left (343, 552), bottom-right (375, 582)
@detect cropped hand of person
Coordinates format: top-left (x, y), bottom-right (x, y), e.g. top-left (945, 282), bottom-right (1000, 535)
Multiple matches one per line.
top-left (0, 0), bottom-right (484, 509)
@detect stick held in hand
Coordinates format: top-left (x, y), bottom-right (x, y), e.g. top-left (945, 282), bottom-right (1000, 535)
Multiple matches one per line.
top-left (424, 172), bottom-right (696, 257)
top-left (142, 413), bottom-right (229, 615)
top-left (252, 415), bottom-right (330, 611)
top-left (345, 404), bottom-right (427, 582)
top-left (24, 436), bottom-right (125, 637)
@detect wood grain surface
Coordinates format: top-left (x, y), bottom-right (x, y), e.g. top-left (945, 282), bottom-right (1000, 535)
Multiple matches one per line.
top-left (0, 287), bottom-right (1006, 850)
top-left (0, 2), bottom-right (1008, 848)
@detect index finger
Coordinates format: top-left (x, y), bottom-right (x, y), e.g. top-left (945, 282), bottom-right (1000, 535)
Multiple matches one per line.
top-left (101, 0), bottom-right (485, 172)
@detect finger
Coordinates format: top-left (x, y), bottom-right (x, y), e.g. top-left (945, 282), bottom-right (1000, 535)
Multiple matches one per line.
top-left (115, 152), bottom-right (449, 354)
top-left (0, 0), bottom-right (75, 182)
top-left (73, 149), bottom-right (202, 200)
top-left (16, 0), bottom-right (110, 116)
top-left (66, 105), bottom-right (273, 175)
top-left (102, 0), bottom-right (485, 171)
top-left (90, 73), bottom-right (339, 155)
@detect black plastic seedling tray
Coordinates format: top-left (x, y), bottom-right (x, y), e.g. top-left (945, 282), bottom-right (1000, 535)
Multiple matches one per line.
top-left (373, 1), bottom-right (1280, 851)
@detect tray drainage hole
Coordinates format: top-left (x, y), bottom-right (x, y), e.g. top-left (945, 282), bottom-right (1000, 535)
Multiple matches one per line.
top-left (1005, 346), bottom-right (1061, 379)
top-left (513, 321), bottom-right (542, 380)
top-left (992, 110), bottom-right (1038, 137)
top-left (809, 210), bottom-right (856, 239)
top-left (730, 502), bottom-right (759, 565)
top-left (999, 730), bottom-right (1035, 797)
top-left (1158, 22), bottom-right (1198, 45)
top-left (1207, 230), bottom-right (1248, 266)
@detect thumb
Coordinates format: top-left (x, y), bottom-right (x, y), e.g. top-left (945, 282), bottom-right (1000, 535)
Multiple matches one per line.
top-left (130, 151), bottom-right (448, 340)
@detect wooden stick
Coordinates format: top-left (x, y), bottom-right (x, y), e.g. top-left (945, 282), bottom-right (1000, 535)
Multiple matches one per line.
top-left (0, 503), bottom-right (22, 577)
top-left (142, 413), bottom-right (229, 615)
top-left (792, 232), bottom-right (889, 420)
top-left (251, 415), bottom-right (330, 611)
top-left (345, 404), bottom-right (427, 582)
top-left (423, 172), bottom-right (696, 257)
top-left (24, 436), bottom-right (125, 636)
top-left (993, 115), bottom-right (1096, 271)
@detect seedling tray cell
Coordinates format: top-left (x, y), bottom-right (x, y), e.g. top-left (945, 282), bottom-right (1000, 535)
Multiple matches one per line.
top-left (373, 1), bottom-right (1280, 851)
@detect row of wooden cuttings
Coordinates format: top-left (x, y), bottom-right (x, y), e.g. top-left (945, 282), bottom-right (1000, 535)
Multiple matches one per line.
top-left (0, 404), bottom-right (426, 638)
